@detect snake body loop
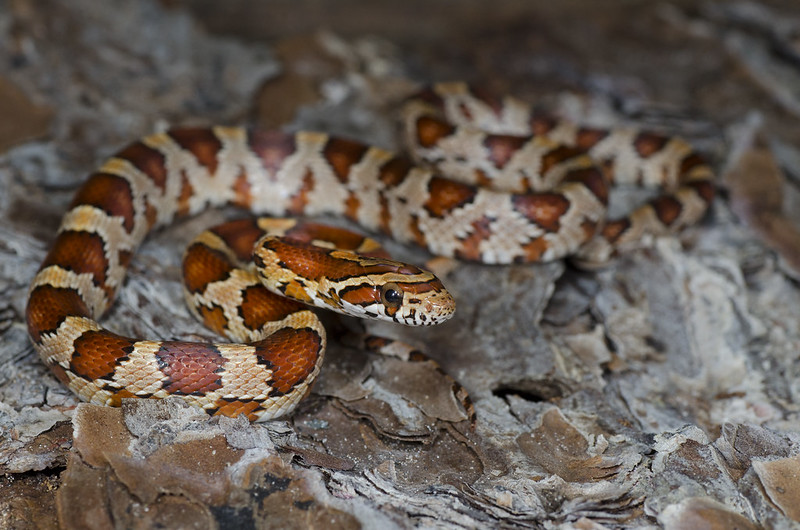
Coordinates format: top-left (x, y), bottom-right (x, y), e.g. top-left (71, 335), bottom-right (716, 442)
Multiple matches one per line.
top-left (25, 83), bottom-right (714, 420)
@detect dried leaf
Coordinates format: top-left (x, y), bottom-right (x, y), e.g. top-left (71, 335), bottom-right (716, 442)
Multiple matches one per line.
top-left (0, 77), bottom-right (52, 154)
top-left (753, 456), bottom-right (800, 521)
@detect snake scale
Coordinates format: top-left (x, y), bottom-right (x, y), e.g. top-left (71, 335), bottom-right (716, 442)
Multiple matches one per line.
top-left (25, 82), bottom-right (715, 421)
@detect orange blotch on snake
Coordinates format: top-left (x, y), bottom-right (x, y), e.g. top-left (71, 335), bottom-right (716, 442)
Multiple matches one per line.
top-left (27, 285), bottom-right (91, 342)
top-left (601, 218), bottom-right (632, 243)
top-left (378, 195), bottom-right (391, 235)
top-left (247, 130), bottom-right (297, 174)
top-left (71, 330), bottom-right (135, 380)
top-left (115, 141), bottom-right (168, 191)
top-left (182, 243), bottom-right (235, 293)
top-left (70, 173), bottom-right (136, 232)
top-left (286, 170), bottom-right (314, 215)
top-left (680, 153), bottom-right (707, 176)
top-left (633, 131), bottom-right (669, 158)
top-left (408, 215), bottom-right (428, 248)
top-left (156, 342), bottom-right (226, 395)
top-left (378, 157), bottom-right (413, 188)
top-left (169, 128), bottom-right (223, 175)
top-left (563, 166), bottom-right (609, 204)
top-left (415, 116), bottom-right (455, 148)
top-left (512, 193), bottom-right (570, 233)
top-left (455, 217), bottom-right (493, 262)
top-left (686, 179), bottom-right (715, 203)
top-left (107, 389), bottom-right (137, 407)
top-left (483, 134), bottom-right (528, 169)
top-left (282, 280), bottom-right (313, 304)
top-left (213, 399), bottom-right (263, 420)
top-left (363, 335), bottom-right (392, 351)
top-left (144, 200), bottom-right (159, 229)
top-left (240, 285), bottom-right (304, 331)
top-left (466, 85), bottom-right (506, 115)
top-left (539, 145), bottom-right (583, 176)
top-left (529, 114), bottom-right (559, 136)
top-left (199, 304), bottom-right (229, 337)
top-left (210, 218), bottom-right (264, 261)
top-left (231, 169), bottom-right (253, 208)
top-left (323, 138), bottom-right (368, 183)
top-left (345, 192), bottom-right (361, 221)
top-left (48, 363), bottom-right (72, 386)
top-left (574, 127), bottom-right (610, 151)
top-left (424, 177), bottom-right (477, 218)
top-left (580, 219), bottom-right (599, 241)
top-left (473, 168), bottom-right (494, 189)
top-left (176, 171), bottom-right (195, 216)
top-left (118, 249), bottom-right (134, 269)
top-left (651, 195), bottom-right (683, 226)
top-left (253, 327), bottom-right (322, 395)
top-left (521, 237), bottom-right (550, 262)
top-left (42, 230), bottom-right (110, 289)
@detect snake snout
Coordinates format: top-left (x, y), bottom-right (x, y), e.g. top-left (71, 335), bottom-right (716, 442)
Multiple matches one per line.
top-left (425, 291), bottom-right (456, 325)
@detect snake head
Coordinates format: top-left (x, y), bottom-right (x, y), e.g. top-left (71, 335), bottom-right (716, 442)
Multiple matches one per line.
top-left (320, 257), bottom-right (456, 326)
top-left (254, 237), bottom-right (455, 326)
top-left (373, 263), bottom-right (456, 326)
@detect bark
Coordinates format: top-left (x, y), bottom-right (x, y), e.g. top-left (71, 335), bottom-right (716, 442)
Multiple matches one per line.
top-left (1, 1), bottom-right (799, 528)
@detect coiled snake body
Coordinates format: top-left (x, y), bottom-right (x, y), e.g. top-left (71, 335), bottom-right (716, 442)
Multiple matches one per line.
top-left (25, 83), bottom-right (714, 421)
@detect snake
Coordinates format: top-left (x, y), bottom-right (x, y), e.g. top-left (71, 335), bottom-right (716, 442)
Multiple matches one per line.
top-left (24, 82), bottom-right (715, 421)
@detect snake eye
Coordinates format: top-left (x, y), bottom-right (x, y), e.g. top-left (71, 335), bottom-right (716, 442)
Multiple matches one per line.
top-left (380, 283), bottom-right (403, 308)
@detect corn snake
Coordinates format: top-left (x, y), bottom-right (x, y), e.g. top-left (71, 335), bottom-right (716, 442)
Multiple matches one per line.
top-left (25, 82), bottom-right (714, 421)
